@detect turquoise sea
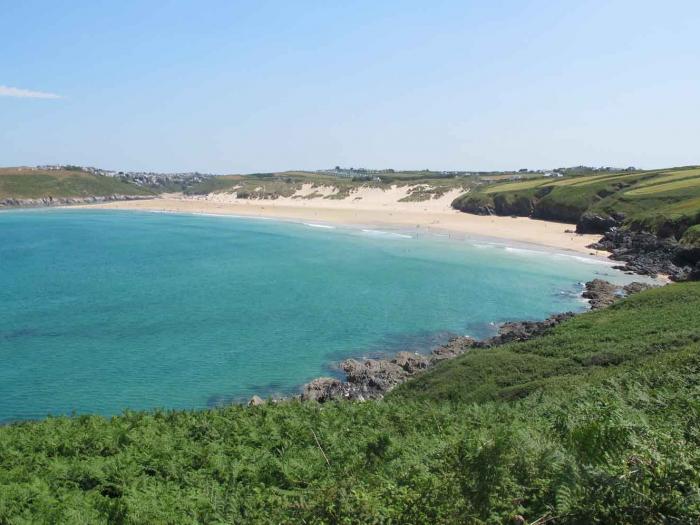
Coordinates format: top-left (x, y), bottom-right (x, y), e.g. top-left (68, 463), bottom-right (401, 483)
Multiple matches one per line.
top-left (0, 210), bottom-right (640, 422)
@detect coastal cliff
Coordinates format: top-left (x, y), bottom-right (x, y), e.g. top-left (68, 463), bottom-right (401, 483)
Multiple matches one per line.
top-left (0, 194), bottom-right (153, 208)
top-left (0, 167), bottom-right (154, 207)
top-left (452, 166), bottom-right (700, 281)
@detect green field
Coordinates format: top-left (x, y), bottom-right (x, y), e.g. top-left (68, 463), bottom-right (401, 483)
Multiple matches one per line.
top-left (625, 176), bottom-right (700, 196)
top-left (0, 168), bottom-right (153, 200)
top-left (2, 283), bottom-right (699, 523)
top-left (452, 166), bottom-right (700, 237)
top-left (482, 178), bottom-right (546, 193)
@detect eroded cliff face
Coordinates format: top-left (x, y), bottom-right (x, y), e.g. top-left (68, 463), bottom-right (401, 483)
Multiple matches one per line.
top-left (452, 189), bottom-right (592, 227)
top-left (452, 190), bottom-right (699, 281)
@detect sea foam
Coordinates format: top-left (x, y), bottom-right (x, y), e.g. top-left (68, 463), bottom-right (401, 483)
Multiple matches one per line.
top-left (361, 229), bottom-right (412, 239)
top-left (304, 223), bottom-right (335, 229)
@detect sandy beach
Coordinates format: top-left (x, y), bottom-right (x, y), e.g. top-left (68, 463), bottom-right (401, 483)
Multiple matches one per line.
top-left (84, 185), bottom-right (607, 257)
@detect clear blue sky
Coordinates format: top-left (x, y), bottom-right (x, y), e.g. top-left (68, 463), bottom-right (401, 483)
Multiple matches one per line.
top-left (2, 1), bottom-right (699, 173)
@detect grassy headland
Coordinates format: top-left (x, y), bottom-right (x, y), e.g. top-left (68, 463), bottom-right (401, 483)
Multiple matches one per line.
top-left (1, 283), bottom-right (699, 523)
top-left (452, 166), bottom-right (700, 238)
top-left (0, 168), bottom-right (153, 201)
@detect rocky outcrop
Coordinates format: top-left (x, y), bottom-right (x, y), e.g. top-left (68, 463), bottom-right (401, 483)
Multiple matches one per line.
top-left (589, 228), bottom-right (700, 280)
top-left (300, 354), bottom-right (434, 402)
top-left (486, 313), bottom-right (576, 344)
top-left (296, 278), bottom-right (659, 403)
top-left (430, 337), bottom-right (479, 360)
top-left (392, 351), bottom-right (432, 372)
top-left (300, 312), bottom-right (581, 402)
top-left (576, 212), bottom-right (624, 234)
top-left (581, 279), bottom-right (623, 309)
top-left (582, 279), bottom-right (655, 309)
top-left (0, 194), bottom-right (152, 208)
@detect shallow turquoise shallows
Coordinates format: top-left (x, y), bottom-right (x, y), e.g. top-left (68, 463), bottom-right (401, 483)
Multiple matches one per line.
top-left (0, 210), bottom-right (637, 421)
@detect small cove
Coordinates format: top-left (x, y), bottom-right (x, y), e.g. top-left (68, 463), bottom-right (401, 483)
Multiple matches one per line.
top-left (0, 209), bottom-right (647, 421)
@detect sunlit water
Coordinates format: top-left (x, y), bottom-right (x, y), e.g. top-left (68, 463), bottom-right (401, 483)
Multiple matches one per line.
top-left (0, 209), bottom-right (643, 421)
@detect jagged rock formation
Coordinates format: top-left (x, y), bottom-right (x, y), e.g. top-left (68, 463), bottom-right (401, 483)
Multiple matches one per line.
top-left (590, 229), bottom-right (700, 281)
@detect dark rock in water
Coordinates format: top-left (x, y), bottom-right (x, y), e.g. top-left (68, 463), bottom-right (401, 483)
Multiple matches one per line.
top-left (589, 228), bottom-right (698, 281)
top-left (248, 395), bottom-right (265, 407)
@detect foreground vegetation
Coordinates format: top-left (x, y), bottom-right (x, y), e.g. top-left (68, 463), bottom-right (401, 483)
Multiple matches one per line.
top-left (1, 283), bottom-right (699, 523)
top-left (0, 168), bottom-right (152, 201)
top-left (452, 166), bottom-right (700, 238)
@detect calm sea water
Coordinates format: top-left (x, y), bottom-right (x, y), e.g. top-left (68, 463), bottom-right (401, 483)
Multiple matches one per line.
top-left (0, 210), bottom-right (638, 421)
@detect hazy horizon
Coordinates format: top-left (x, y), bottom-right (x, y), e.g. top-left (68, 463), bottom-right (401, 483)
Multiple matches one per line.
top-left (2, 1), bottom-right (699, 173)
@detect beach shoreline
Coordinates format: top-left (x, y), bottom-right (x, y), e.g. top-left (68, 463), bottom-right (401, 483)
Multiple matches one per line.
top-left (79, 193), bottom-right (609, 259)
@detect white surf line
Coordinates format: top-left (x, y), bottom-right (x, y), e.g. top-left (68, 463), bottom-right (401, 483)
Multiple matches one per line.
top-left (304, 222), bottom-right (335, 229)
top-left (361, 229), bottom-right (413, 239)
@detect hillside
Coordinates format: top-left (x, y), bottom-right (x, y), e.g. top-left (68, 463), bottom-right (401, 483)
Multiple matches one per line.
top-left (0, 168), bottom-right (153, 203)
top-left (452, 166), bottom-right (700, 238)
top-left (1, 283), bottom-right (699, 523)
